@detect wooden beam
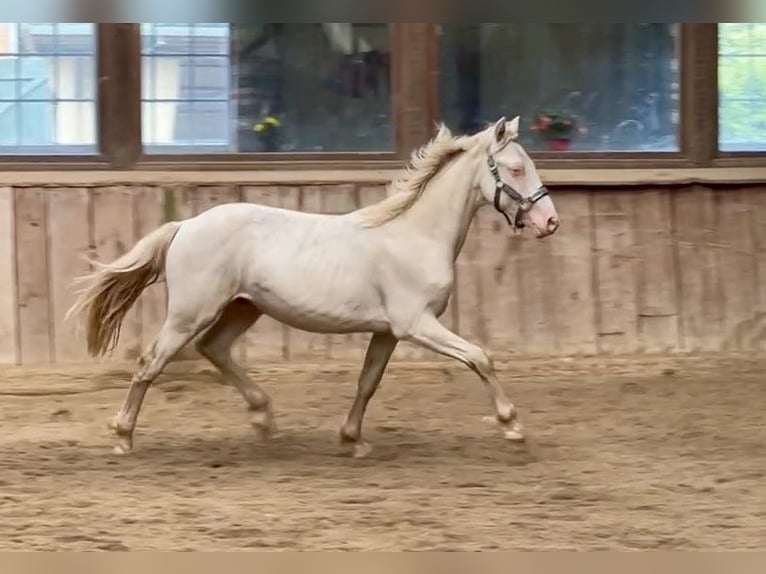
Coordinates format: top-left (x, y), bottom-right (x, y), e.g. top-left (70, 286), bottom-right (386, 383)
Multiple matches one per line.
top-left (682, 23), bottom-right (718, 166)
top-left (392, 23), bottom-right (436, 158)
top-left (97, 24), bottom-right (142, 168)
top-left (1, 167), bottom-right (766, 188)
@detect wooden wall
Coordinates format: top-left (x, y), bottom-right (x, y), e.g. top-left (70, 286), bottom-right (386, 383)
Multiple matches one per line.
top-left (2, 182), bottom-right (766, 366)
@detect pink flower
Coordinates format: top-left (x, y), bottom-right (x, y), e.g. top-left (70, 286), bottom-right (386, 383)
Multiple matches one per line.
top-left (539, 116), bottom-right (552, 129)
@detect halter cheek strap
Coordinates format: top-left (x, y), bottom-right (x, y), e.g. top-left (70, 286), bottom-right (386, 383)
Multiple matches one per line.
top-left (487, 155), bottom-right (550, 230)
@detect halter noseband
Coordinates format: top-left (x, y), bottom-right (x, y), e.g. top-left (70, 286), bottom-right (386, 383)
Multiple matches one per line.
top-left (487, 154), bottom-right (549, 230)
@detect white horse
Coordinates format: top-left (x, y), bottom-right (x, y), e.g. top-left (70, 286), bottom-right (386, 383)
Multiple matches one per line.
top-left (67, 116), bottom-right (560, 457)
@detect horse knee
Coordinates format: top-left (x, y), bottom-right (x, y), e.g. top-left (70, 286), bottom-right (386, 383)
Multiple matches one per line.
top-left (465, 345), bottom-right (494, 377)
top-left (195, 336), bottom-right (225, 363)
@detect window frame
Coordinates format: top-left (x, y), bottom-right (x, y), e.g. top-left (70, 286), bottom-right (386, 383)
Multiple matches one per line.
top-left (136, 23), bottom-right (405, 168)
top-left (0, 22), bottom-right (109, 170)
top-left (132, 23), bottom-right (433, 170)
top-left (0, 22), bottom-right (763, 171)
top-left (714, 23), bottom-right (766, 164)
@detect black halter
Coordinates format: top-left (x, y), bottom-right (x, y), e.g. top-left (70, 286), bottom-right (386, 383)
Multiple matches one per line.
top-left (487, 155), bottom-right (550, 230)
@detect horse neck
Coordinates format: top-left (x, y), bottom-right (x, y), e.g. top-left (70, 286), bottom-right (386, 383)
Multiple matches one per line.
top-left (397, 149), bottom-right (482, 260)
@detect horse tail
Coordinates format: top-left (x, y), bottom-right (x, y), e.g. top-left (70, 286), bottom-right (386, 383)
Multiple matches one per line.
top-left (66, 221), bottom-right (182, 358)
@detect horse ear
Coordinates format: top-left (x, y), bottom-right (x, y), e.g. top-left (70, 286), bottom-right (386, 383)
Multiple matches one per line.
top-left (507, 116), bottom-right (520, 140)
top-left (493, 116), bottom-right (507, 142)
top-left (435, 122), bottom-right (452, 139)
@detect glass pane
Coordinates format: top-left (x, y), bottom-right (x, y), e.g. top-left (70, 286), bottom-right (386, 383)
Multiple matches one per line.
top-left (140, 23), bottom-right (393, 153)
top-left (0, 23), bottom-right (96, 154)
top-left (718, 23), bottom-right (766, 152)
top-left (143, 100), bottom-right (230, 151)
top-left (0, 78), bottom-right (14, 100)
top-left (188, 56), bottom-right (229, 100)
top-left (19, 101), bottom-right (52, 145)
top-left (438, 24), bottom-right (681, 152)
top-left (19, 56), bottom-right (52, 100)
top-left (53, 55), bottom-right (95, 100)
top-left (142, 23), bottom-right (228, 56)
top-left (142, 56), bottom-right (185, 100)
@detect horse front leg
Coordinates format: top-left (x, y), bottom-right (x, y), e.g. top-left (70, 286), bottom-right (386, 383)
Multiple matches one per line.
top-left (404, 314), bottom-right (525, 442)
top-left (339, 331), bottom-right (398, 458)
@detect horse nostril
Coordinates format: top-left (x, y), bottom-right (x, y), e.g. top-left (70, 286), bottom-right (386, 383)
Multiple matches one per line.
top-left (547, 216), bottom-right (559, 231)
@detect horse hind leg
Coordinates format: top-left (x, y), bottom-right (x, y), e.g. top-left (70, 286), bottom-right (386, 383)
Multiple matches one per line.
top-left (195, 298), bottom-right (274, 439)
top-left (111, 320), bottom-right (201, 454)
top-left (110, 304), bottom-right (225, 455)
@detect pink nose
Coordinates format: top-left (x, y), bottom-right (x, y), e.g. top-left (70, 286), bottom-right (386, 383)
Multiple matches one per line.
top-left (546, 216), bottom-right (560, 233)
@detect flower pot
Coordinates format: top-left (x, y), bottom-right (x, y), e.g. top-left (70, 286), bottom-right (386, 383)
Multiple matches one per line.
top-left (259, 131), bottom-right (280, 152)
top-left (547, 138), bottom-right (571, 152)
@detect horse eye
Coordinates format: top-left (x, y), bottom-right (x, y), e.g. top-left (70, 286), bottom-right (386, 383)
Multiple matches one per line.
top-left (511, 168), bottom-right (523, 177)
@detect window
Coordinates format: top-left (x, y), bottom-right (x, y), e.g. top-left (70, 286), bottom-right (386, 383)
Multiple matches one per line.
top-left (718, 23), bottom-right (766, 152)
top-left (141, 23), bottom-right (231, 153)
top-left (0, 24), bottom-right (761, 167)
top-left (437, 24), bottom-right (681, 153)
top-left (0, 23), bottom-right (97, 154)
top-left (140, 23), bottom-right (393, 154)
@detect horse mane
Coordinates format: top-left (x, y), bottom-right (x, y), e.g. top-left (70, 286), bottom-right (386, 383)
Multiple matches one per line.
top-left (357, 123), bottom-right (477, 227)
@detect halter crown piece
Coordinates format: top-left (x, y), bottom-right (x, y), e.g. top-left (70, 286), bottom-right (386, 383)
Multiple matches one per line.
top-left (487, 155), bottom-right (550, 230)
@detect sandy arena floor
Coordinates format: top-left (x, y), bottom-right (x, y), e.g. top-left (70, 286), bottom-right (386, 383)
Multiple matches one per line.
top-left (0, 354), bottom-right (763, 551)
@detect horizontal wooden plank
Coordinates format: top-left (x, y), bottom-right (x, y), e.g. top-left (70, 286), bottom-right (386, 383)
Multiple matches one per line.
top-left (549, 192), bottom-right (598, 355)
top-left (716, 188), bottom-right (757, 350)
top-left (91, 186), bottom-right (142, 362)
top-left (0, 188), bottom-right (17, 364)
top-left (673, 187), bottom-right (722, 352)
top-left (592, 191), bottom-right (639, 354)
top-left (1, 167), bottom-right (766, 188)
top-left (7, 181), bottom-right (766, 366)
top-left (749, 188), bottom-right (766, 351)
top-left (633, 190), bottom-right (680, 353)
top-left (47, 188), bottom-right (91, 363)
top-left (14, 188), bottom-right (51, 364)
top-left (134, 187), bottom-right (167, 357)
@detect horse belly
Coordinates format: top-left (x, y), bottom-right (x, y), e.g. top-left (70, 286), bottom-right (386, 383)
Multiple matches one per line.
top-left (239, 217), bottom-right (390, 333)
top-left (251, 288), bottom-right (389, 334)
top-left (244, 261), bottom-right (389, 334)
top-left (268, 306), bottom-right (388, 334)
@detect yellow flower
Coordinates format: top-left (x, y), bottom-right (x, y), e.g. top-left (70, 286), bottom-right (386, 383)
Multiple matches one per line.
top-left (253, 123), bottom-right (265, 133)
top-left (264, 116), bottom-right (280, 127)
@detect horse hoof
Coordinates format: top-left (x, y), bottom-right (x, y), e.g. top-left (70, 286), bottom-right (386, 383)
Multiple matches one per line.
top-left (253, 426), bottom-right (272, 441)
top-left (502, 419), bottom-right (526, 442)
top-left (251, 422), bottom-right (274, 440)
top-left (503, 429), bottom-right (527, 442)
top-left (339, 433), bottom-right (373, 459)
top-left (108, 417), bottom-right (134, 453)
top-left (250, 410), bottom-right (274, 440)
top-left (352, 442), bottom-right (373, 459)
top-left (112, 441), bottom-right (132, 455)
